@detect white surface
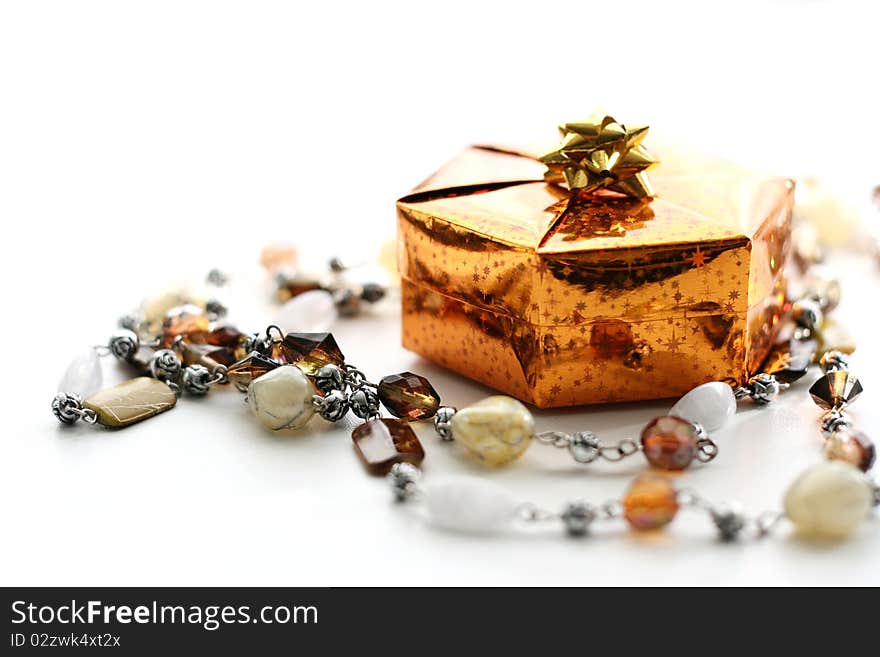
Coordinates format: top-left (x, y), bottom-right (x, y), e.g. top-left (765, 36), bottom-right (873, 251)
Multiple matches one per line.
top-left (2, 0), bottom-right (880, 586)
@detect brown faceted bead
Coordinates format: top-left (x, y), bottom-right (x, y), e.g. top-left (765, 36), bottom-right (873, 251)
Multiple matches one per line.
top-left (622, 473), bottom-right (679, 530)
top-left (275, 276), bottom-right (323, 303)
top-left (640, 416), bottom-right (699, 470)
top-left (176, 341), bottom-right (239, 369)
top-left (277, 332), bottom-right (345, 375)
top-left (351, 418), bottom-right (425, 475)
top-left (206, 324), bottom-right (246, 348)
top-left (160, 304), bottom-right (210, 347)
top-left (227, 352), bottom-right (281, 392)
top-left (809, 371), bottom-right (863, 409)
top-left (761, 338), bottom-right (817, 384)
top-left (824, 430), bottom-right (876, 472)
top-left (377, 372), bottom-right (441, 420)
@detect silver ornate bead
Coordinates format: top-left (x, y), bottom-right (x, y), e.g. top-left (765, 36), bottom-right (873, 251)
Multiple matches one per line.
top-left (710, 504), bottom-right (746, 541)
top-left (205, 298), bottom-right (227, 318)
top-left (312, 389), bottom-right (349, 422)
top-left (150, 349), bottom-right (182, 383)
top-left (108, 329), bottom-right (139, 361)
top-left (819, 350), bottom-right (850, 373)
top-left (569, 431), bottom-right (600, 463)
top-left (314, 364), bottom-right (345, 394)
top-left (561, 500), bottom-right (596, 537)
top-left (791, 298), bottom-right (824, 331)
top-left (243, 333), bottom-right (272, 357)
top-left (205, 268), bottom-right (229, 287)
top-left (360, 282), bottom-right (387, 304)
top-left (747, 373), bottom-right (781, 404)
top-left (433, 406), bottom-right (457, 441)
top-left (182, 365), bottom-right (213, 396)
top-left (387, 462), bottom-right (421, 502)
top-left (349, 387), bottom-right (380, 419)
top-left (819, 409), bottom-right (853, 436)
top-left (52, 392), bottom-right (84, 425)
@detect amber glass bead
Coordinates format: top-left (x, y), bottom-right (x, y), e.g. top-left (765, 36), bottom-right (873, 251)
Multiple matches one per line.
top-left (377, 372), bottom-right (441, 420)
top-left (277, 332), bottom-right (345, 375)
top-left (176, 341), bottom-right (239, 369)
top-left (160, 304), bottom-right (210, 347)
top-left (276, 276), bottom-right (323, 303)
top-left (761, 338), bottom-right (817, 384)
top-left (206, 324), bottom-right (245, 347)
top-left (227, 352), bottom-right (281, 392)
top-left (351, 418), bottom-right (425, 475)
top-left (260, 242), bottom-right (298, 273)
top-left (809, 371), bottom-right (863, 409)
top-left (622, 473), bottom-right (679, 530)
top-left (640, 416), bottom-right (698, 470)
top-left (824, 430), bottom-right (876, 472)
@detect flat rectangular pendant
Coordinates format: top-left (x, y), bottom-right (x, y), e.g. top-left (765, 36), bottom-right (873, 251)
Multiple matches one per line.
top-left (83, 377), bottom-right (177, 428)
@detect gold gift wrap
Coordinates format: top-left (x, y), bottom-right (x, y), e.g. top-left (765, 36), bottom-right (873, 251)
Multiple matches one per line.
top-left (396, 145), bottom-right (793, 408)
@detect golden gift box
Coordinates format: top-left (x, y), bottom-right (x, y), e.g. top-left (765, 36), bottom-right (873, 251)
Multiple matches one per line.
top-left (396, 140), bottom-right (793, 408)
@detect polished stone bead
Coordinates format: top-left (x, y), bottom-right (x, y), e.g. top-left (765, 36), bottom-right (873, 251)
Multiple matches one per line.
top-left (272, 290), bottom-right (338, 333)
top-left (247, 365), bottom-right (316, 431)
top-left (83, 377), bottom-right (177, 428)
top-left (450, 395), bottom-right (533, 467)
top-left (783, 462), bottom-right (873, 539)
top-left (640, 416), bottom-right (699, 470)
top-left (160, 304), bottom-right (210, 347)
top-left (377, 372), bottom-right (441, 420)
top-left (127, 344), bottom-right (157, 375)
top-left (58, 350), bottom-right (103, 398)
top-left (823, 430), bottom-right (876, 472)
top-left (809, 371), bottom-right (863, 409)
top-left (668, 381), bottom-right (736, 432)
top-left (424, 476), bottom-right (519, 534)
top-left (351, 418), bottom-right (425, 475)
top-left (277, 332), bottom-right (345, 375)
top-left (227, 352), bottom-right (281, 392)
top-left (760, 338), bottom-right (817, 384)
top-left (622, 473), bottom-right (679, 530)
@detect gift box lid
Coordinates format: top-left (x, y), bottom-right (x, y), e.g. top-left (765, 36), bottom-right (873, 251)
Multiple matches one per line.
top-left (397, 145), bottom-right (792, 327)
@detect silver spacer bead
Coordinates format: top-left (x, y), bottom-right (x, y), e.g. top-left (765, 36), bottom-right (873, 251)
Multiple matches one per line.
top-left (312, 390), bottom-right (349, 422)
top-left (819, 350), bottom-right (850, 373)
top-left (314, 364), bottom-right (345, 394)
top-left (819, 408), bottom-right (853, 436)
top-left (387, 462), bottom-right (421, 501)
top-left (205, 298), bottom-right (228, 319)
top-left (205, 268), bottom-right (229, 287)
top-left (561, 500), bottom-right (596, 536)
top-left (568, 431), bottom-right (601, 463)
top-left (182, 364), bottom-right (213, 396)
top-left (710, 504), bottom-right (746, 541)
top-left (791, 298), bottom-right (824, 331)
top-left (433, 406), bottom-right (457, 441)
top-left (149, 349), bottom-right (182, 383)
top-left (348, 387), bottom-right (381, 420)
top-left (52, 392), bottom-right (84, 425)
top-left (108, 329), bottom-right (139, 361)
top-left (746, 373), bottom-right (781, 404)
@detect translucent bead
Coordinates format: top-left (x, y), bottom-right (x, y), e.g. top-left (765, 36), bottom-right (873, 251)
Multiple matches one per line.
top-left (783, 462), bottom-right (873, 539)
top-left (271, 290), bottom-right (338, 333)
top-left (57, 350), bottom-right (103, 398)
top-left (823, 430), bottom-right (876, 472)
top-left (640, 416), bottom-right (699, 470)
top-left (424, 477), bottom-right (519, 534)
top-left (668, 381), bottom-right (736, 432)
top-left (622, 473), bottom-right (679, 530)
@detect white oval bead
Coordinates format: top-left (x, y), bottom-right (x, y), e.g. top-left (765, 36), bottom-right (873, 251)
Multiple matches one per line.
top-left (783, 462), bottom-right (873, 539)
top-left (668, 381), bottom-right (736, 432)
top-left (424, 477), bottom-right (519, 534)
top-left (247, 365), bottom-right (316, 431)
top-left (271, 290), bottom-right (338, 333)
top-left (57, 350), bottom-right (103, 398)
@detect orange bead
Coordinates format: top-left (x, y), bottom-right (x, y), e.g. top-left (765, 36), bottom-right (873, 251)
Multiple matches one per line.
top-left (640, 416), bottom-right (698, 470)
top-left (622, 473), bottom-right (679, 530)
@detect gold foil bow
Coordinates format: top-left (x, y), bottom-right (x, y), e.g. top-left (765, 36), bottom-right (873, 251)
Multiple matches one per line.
top-left (540, 115), bottom-right (657, 198)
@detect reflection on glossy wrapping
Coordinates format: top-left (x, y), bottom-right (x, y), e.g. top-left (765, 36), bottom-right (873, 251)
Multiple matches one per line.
top-left (397, 146), bottom-right (793, 407)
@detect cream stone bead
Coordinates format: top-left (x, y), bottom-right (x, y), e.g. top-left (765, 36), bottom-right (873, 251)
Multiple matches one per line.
top-left (783, 462), bottom-right (873, 539)
top-left (247, 365), bottom-right (316, 431)
top-left (450, 395), bottom-right (534, 466)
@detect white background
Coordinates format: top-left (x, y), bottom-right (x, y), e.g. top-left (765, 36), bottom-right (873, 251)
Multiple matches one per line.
top-left (2, 0), bottom-right (879, 586)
